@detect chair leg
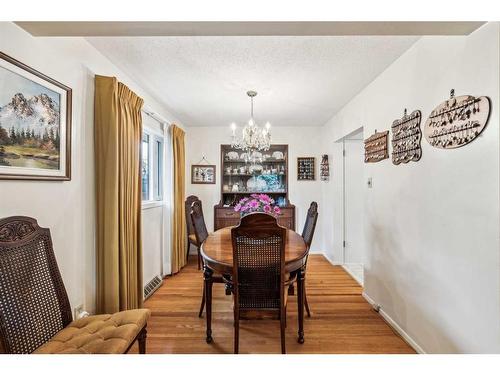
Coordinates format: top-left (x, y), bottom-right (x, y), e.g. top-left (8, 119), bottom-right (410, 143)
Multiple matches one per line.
top-left (234, 314), bottom-right (239, 354)
top-left (186, 240), bottom-right (190, 263)
top-left (138, 326), bottom-right (147, 354)
top-left (305, 291), bottom-right (311, 318)
top-left (199, 282), bottom-right (206, 318)
top-left (197, 246), bottom-right (201, 270)
top-left (280, 310), bottom-right (286, 354)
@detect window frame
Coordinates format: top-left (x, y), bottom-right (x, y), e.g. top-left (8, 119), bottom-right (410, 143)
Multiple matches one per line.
top-left (142, 133), bottom-right (151, 202)
top-left (153, 136), bottom-right (164, 201)
top-left (142, 114), bottom-right (167, 209)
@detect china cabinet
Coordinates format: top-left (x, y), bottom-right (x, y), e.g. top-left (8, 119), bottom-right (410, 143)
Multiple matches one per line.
top-left (214, 144), bottom-right (295, 230)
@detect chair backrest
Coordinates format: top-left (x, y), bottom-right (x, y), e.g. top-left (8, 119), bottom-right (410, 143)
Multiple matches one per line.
top-left (231, 213), bottom-right (286, 311)
top-left (190, 200), bottom-right (208, 245)
top-left (0, 216), bottom-right (72, 354)
top-left (185, 195), bottom-right (200, 236)
top-left (301, 202), bottom-right (318, 249)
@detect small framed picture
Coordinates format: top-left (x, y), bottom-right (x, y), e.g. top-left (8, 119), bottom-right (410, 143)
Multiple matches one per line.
top-left (0, 52), bottom-right (72, 180)
top-left (297, 157), bottom-right (315, 181)
top-left (191, 164), bottom-right (216, 184)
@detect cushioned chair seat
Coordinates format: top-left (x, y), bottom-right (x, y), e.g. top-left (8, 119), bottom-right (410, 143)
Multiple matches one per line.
top-left (188, 234), bottom-right (197, 244)
top-left (33, 309), bottom-right (150, 354)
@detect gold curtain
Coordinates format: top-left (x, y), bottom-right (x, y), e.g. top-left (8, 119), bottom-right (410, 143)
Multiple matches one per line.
top-left (171, 124), bottom-right (186, 274)
top-left (94, 75), bottom-right (144, 313)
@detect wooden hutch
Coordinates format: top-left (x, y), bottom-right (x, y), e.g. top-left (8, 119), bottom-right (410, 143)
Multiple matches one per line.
top-left (214, 144), bottom-right (295, 230)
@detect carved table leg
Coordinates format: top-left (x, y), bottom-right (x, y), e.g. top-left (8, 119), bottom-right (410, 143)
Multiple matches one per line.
top-left (203, 265), bottom-right (214, 343)
top-left (297, 267), bottom-right (305, 344)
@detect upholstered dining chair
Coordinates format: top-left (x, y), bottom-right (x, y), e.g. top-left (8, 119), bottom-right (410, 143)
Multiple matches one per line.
top-left (185, 195), bottom-right (202, 269)
top-left (0, 216), bottom-right (150, 354)
top-left (231, 213), bottom-right (288, 354)
top-left (300, 202), bottom-right (318, 317)
top-left (191, 201), bottom-right (228, 318)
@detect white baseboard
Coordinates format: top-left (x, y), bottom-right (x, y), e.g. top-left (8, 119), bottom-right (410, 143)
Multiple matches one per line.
top-left (341, 264), bottom-right (364, 286)
top-left (362, 292), bottom-right (426, 354)
top-left (321, 252), bottom-right (343, 266)
top-left (321, 253), bottom-right (363, 286)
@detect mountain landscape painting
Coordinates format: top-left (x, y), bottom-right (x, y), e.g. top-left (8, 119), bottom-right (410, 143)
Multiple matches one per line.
top-left (0, 52), bottom-right (71, 180)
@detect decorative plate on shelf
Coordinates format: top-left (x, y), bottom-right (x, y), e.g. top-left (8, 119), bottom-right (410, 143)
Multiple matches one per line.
top-left (227, 151), bottom-right (239, 160)
top-left (250, 151), bottom-right (263, 160)
top-left (272, 151), bottom-right (284, 160)
top-left (249, 164), bottom-right (263, 173)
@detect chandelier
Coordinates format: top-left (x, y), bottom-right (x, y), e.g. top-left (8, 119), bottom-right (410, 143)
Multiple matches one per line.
top-left (230, 90), bottom-right (271, 154)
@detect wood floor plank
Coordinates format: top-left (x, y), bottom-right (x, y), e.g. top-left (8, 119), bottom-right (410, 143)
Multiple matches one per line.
top-left (129, 254), bottom-right (415, 354)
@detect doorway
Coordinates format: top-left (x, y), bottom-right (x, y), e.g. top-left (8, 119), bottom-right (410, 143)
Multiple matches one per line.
top-left (342, 128), bottom-right (365, 285)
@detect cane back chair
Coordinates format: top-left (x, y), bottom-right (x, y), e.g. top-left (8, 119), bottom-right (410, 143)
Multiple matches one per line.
top-left (300, 202), bottom-right (318, 317)
top-left (191, 201), bottom-right (229, 318)
top-left (231, 213), bottom-right (288, 354)
top-left (185, 195), bottom-right (202, 269)
top-left (0, 216), bottom-right (149, 354)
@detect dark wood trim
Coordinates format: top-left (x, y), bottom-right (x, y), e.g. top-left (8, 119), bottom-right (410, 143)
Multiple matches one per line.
top-left (0, 51), bottom-right (72, 181)
top-left (191, 164), bottom-right (216, 184)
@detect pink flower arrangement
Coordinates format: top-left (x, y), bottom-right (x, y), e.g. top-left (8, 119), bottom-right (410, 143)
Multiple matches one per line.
top-left (234, 193), bottom-right (281, 217)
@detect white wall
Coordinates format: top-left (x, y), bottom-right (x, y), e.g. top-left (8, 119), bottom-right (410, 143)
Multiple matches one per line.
top-left (321, 23), bottom-right (500, 353)
top-left (0, 22), bottom-right (182, 314)
top-left (142, 205), bottom-right (164, 283)
top-left (186, 126), bottom-right (324, 252)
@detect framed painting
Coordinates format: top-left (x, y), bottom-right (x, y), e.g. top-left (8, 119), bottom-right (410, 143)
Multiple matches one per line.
top-left (191, 164), bottom-right (216, 184)
top-left (0, 51), bottom-right (72, 180)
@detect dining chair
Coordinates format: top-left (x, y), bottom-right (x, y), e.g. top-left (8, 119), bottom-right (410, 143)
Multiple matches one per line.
top-left (300, 201), bottom-right (318, 317)
top-left (191, 201), bottom-right (228, 318)
top-left (185, 195), bottom-right (202, 269)
top-left (231, 213), bottom-right (288, 354)
top-left (0, 216), bottom-right (150, 354)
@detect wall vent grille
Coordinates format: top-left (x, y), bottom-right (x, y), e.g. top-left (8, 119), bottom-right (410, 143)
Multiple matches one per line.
top-left (144, 275), bottom-right (163, 300)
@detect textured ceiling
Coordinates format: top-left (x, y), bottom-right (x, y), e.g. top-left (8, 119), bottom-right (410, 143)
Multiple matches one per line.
top-left (87, 36), bottom-right (419, 127)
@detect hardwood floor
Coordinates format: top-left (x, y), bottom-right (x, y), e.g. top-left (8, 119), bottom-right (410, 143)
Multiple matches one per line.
top-left (131, 254), bottom-right (415, 354)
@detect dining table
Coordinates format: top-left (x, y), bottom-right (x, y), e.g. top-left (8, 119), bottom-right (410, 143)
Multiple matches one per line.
top-left (200, 226), bottom-right (308, 344)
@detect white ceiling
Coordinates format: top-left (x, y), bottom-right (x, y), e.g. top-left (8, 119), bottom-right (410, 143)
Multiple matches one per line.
top-left (87, 36), bottom-right (420, 127)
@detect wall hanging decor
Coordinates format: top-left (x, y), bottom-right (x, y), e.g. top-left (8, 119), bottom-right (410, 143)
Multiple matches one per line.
top-left (191, 156), bottom-right (216, 184)
top-left (320, 154), bottom-right (330, 181)
top-left (391, 108), bottom-right (422, 165)
top-left (0, 51), bottom-right (72, 180)
top-left (424, 89), bottom-right (491, 149)
top-left (297, 157), bottom-right (315, 180)
top-left (364, 130), bottom-right (389, 163)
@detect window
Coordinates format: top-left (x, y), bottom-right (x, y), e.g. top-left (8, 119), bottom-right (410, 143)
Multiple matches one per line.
top-left (142, 134), bottom-right (150, 201)
top-left (154, 138), bottom-right (164, 201)
top-left (142, 115), bottom-right (165, 203)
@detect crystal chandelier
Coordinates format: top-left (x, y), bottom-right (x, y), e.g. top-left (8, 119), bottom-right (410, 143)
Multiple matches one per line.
top-left (230, 91), bottom-right (271, 155)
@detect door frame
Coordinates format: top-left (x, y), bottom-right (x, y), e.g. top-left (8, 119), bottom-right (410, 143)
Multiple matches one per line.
top-left (340, 127), bottom-right (364, 265)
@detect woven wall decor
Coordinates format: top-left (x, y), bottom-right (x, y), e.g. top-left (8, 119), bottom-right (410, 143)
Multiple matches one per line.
top-left (364, 130), bottom-right (389, 163)
top-left (320, 154), bottom-right (330, 181)
top-left (391, 109), bottom-right (422, 165)
top-left (424, 90), bottom-right (491, 149)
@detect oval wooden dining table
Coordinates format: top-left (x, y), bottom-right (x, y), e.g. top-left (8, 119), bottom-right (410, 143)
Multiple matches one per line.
top-left (200, 226), bottom-right (308, 345)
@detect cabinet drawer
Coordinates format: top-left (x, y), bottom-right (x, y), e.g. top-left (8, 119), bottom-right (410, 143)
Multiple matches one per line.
top-left (216, 209), bottom-right (239, 218)
top-left (277, 208), bottom-right (293, 218)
